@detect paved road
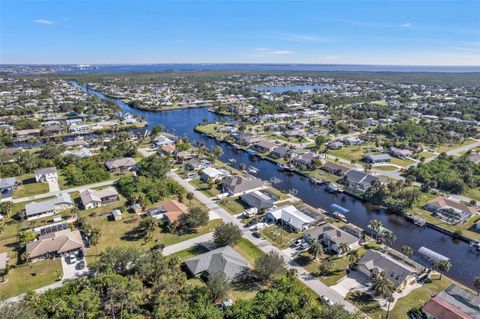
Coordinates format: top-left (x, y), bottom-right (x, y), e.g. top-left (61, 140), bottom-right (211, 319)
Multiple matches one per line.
top-left (12, 180), bottom-right (117, 203)
top-left (167, 171), bottom-right (361, 314)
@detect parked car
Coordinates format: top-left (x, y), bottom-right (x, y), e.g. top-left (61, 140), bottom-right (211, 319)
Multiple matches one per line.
top-left (69, 253), bottom-right (77, 264)
top-left (77, 260), bottom-right (85, 270)
top-left (150, 244), bottom-right (165, 251)
top-left (320, 295), bottom-right (334, 306)
top-left (252, 231), bottom-right (262, 238)
top-left (77, 250), bottom-right (84, 260)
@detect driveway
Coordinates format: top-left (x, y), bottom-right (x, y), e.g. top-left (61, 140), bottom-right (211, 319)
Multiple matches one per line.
top-left (47, 178), bottom-right (60, 192)
top-left (331, 270), bottom-right (370, 297)
top-left (61, 255), bottom-right (89, 280)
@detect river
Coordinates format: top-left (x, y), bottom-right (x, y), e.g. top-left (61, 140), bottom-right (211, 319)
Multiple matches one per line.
top-left (72, 81), bottom-right (479, 289)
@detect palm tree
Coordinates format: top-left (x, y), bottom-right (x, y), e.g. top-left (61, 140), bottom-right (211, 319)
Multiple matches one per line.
top-left (368, 219), bottom-right (383, 241)
top-left (339, 242), bottom-right (351, 255)
top-left (384, 231), bottom-right (396, 245)
top-left (309, 241), bottom-right (323, 261)
top-left (348, 250), bottom-right (360, 265)
top-left (401, 245), bottom-right (414, 257)
top-left (371, 275), bottom-right (395, 299)
top-left (434, 260), bottom-right (452, 280)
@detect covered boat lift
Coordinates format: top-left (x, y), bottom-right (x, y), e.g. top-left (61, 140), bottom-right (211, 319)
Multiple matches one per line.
top-left (417, 246), bottom-right (450, 263)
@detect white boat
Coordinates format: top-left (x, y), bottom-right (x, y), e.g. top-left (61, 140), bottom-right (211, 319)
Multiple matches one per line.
top-left (332, 212), bottom-right (347, 222)
top-left (270, 177), bottom-right (282, 184)
top-left (288, 188), bottom-right (298, 196)
top-left (248, 166), bottom-right (259, 174)
top-left (228, 158), bottom-right (236, 164)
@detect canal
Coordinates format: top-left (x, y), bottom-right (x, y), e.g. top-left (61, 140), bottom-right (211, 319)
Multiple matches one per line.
top-left (72, 81), bottom-right (479, 289)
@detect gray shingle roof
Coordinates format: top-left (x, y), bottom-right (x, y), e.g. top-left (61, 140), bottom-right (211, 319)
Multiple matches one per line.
top-left (184, 246), bottom-right (249, 281)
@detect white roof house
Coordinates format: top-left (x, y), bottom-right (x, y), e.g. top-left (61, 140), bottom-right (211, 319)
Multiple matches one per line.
top-left (267, 205), bottom-right (315, 231)
top-left (200, 167), bottom-right (225, 181)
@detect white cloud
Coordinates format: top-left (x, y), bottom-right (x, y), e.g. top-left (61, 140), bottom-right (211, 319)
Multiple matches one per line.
top-left (33, 19), bottom-right (54, 25)
top-left (270, 32), bottom-right (330, 42)
top-left (401, 22), bottom-right (412, 28)
top-left (252, 48), bottom-right (294, 55)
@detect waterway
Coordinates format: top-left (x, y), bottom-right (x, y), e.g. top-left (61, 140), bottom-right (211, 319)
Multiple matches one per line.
top-left (72, 81), bottom-right (479, 289)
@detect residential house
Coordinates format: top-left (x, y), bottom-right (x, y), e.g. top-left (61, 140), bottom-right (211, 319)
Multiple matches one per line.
top-left (252, 140), bottom-right (276, 153)
top-left (424, 197), bottom-right (477, 224)
top-left (184, 246), bottom-right (249, 282)
top-left (345, 170), bottom-right (384, 192)
top-left (328, 141), bottom-right (344, 150)
top-left (292, 152), bottom-right (321, 168)
top-left (422, 284), bottom-right (480, 319)
top-left (26, 229), bottom-right (84, 261)
top-left (388, 147), bottom-right (413, 159)
top-left (200, 167), bottom-right (226, 182)
top-left (266, 205), bottom-right (316, 232)
top-left (176, 151), bottom-right (194, 163)
top-left (310, 223), bottom-right (360, 255)
top-left (222, 176), bottom-right (264, 196)
top-left (270, 145), bottom-right (289, 159)
top-left (25, 193), bottom-right (73, 220)
top-left (80, 187), bottom-right (120, 209)
top-left (235, 133), bottom-right (259, 146)
top-left (364, 154), bottom-right (392, 164)
top-left (240, 191), bottom-right (274, 211)
top-left (35, 167), bottom-right (58, 183)
top-left (341, 223), bottom-right (364, 239)
top-left (357, 249), bottom-right (418, 292)
top-left (161, 199), bottom-right (189, 224)
top-left (43, 125), bottom-right (64, 135)
top-left (322, 162), bottom-right (351, 176)
top-left (153, 135), bottom-right (175, 148)
top-left (0, 177), bottom-right (16, 200)
top-left (186, 158), bottom-right (212, 171)
top-left (160, 144), bottom-right (176, 155)
top-left (63, 148), bottom-right (93, 158)
top-left (105, 157), bottom-right (137, 172)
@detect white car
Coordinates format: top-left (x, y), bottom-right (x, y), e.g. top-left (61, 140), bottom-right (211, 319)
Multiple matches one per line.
top-left (250, 222), bottom-right (269, 231)
top-left (69, 253), bottom-right (77, 264)
top-left (320, 295), bottom-right (334, 306)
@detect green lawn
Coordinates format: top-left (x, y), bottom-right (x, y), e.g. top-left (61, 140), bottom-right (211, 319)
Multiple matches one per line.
top-left (170, 245), bottom-right (210, 261)
top-left (373, 165), bottom-right (399, 171)
top-left (464, 187), bottom-right (480, 202)
top-left (189, 179), bottom-right (222, 198)
top-left (435, 139), bottom-right (476, 153)
top-left (13, 174), bottom-right (49, 198)
top-left (0, 259), bottom-right (62, 300)
top-left (260, 225), bottom-right (303, 249)
top-left (233, 238), bottom-right (264, 265)
top-left (346, 291), bottom-right (386, 319)
top-left (390, 157), bottom-right (415, 167)
top-left (328, 142), bottom-right (376, 163)
top-left (194, 124), bottom-right (226, 138)
top-left (218, 197), bottom-right (249, 215)
top-left (390, 277), bottom-right (453, 319)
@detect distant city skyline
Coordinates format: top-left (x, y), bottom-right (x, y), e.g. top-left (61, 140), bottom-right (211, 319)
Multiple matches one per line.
top-left (1, 0), bottom-right (479, 65)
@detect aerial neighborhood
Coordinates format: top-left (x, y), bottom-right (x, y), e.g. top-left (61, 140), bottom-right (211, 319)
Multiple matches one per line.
top-left (0, 69), bottom-right (478, 319)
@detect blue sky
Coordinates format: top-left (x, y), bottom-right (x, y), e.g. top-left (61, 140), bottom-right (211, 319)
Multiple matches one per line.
top-left (1, 0), bottom-right (479, 65)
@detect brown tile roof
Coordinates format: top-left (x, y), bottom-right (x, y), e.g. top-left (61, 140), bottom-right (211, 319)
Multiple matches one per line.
top-left (427, 197), bottom-right (477, 215)
top-left (162, 199), bottom-right (189, 224)
top-left (423, 296), bottom-right (473, 319)
top-left (26, 229), bottom-right (84, 259)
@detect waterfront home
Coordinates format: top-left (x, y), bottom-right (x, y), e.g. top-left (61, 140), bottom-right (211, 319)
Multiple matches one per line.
top-left (341, 223), bottom-right (364, 239)
top-left (35, 167), bottom-right (58, 183)
top-left (345, 170), bottom-right (384, 192)
top-left (270, 145), bottom-right (289, 159)
top-left (105, 157), bottom-right (137, 172)
top-left (240, 190), bottom-right (274, 211)
top-left (186, 158), bottom-right (212, 171)
top-left (176, 151), bottom-right (194, 162)
top-left (222, 175), bottom-right (264, 196)
top-left (43, 124), bottom-right (64, 135)
top-left (26, 229), bottom-right (84, 262)
top-left (388, 147), bottom-right (413, 159)
top-left (306, 223), bottom-right (359, 255)
top-left (422, 284), bottom-right (480, 319)
top-left (424, 197), bottom-right (476, 224)
top-left (160, 144), bottom-right (176, 155)
top-left (69, 124), bottom-right (90, 133)
top-left (0, 177), bottom-right (16, 200)
top-left (25, 193), bottom-right (73, 220)
top-left (252, 140), bottom-right (276, 153)
top-left (291, 152), bottom-right (321, 168)
top-left (80, 187), bottom-right (120, 209)
top-left (235, 133), bottom-right (259, 146)
top-left (364, 154), bottom-right (392, 164)
top-left (358, 249), bottom-right (418, 292)
top-left (266, 205), bottom-right (315, 232)
top-left (200, 167), bottom-right (226, 182)
top-left (153, 134), bottom-right (174, 148)
top-left (63, 148), bottom-right (93, 158)
top-left (322, 162), bottom-right (351, 176)
top-left (184, 246), bottom-right (249, 282)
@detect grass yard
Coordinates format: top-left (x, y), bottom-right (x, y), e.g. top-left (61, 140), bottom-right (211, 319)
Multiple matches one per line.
top-left (390, 277), bottom-right (453, 319)
top-left (233, 238), bottom-right (264, 265)
top-left (194, 124), bottom-right (226, 138)
top-left (346, 291), bottom-right (386, 319)
top-left (390, 157), bottom-right (415, 167)
top-left (0, 259), bottom-right (62, 300)
top-left (464, 187), bottom-right (480, 202)
top-left (218, 197), bottom-right (249, 215)
top-left (13, 174), bottom-right (49, 198)
top-left (435, 139), bottom-right (477, 153)
top-left (260, 225), bottom-right (303, 249)
top-left (373, 165), bottom-right (399, 171)
top-left (189, 179), bottom-right (222, 198)
top-left (170, 244), bottom-right (210, 261)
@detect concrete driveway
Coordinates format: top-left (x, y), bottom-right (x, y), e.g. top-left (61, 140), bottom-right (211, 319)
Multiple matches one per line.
top-left (61, 254), bottom-right (89, 280)
top-left (331, 270), bottom-right (370, 297)
top-left (47, 178), bottom-right (60, 192)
